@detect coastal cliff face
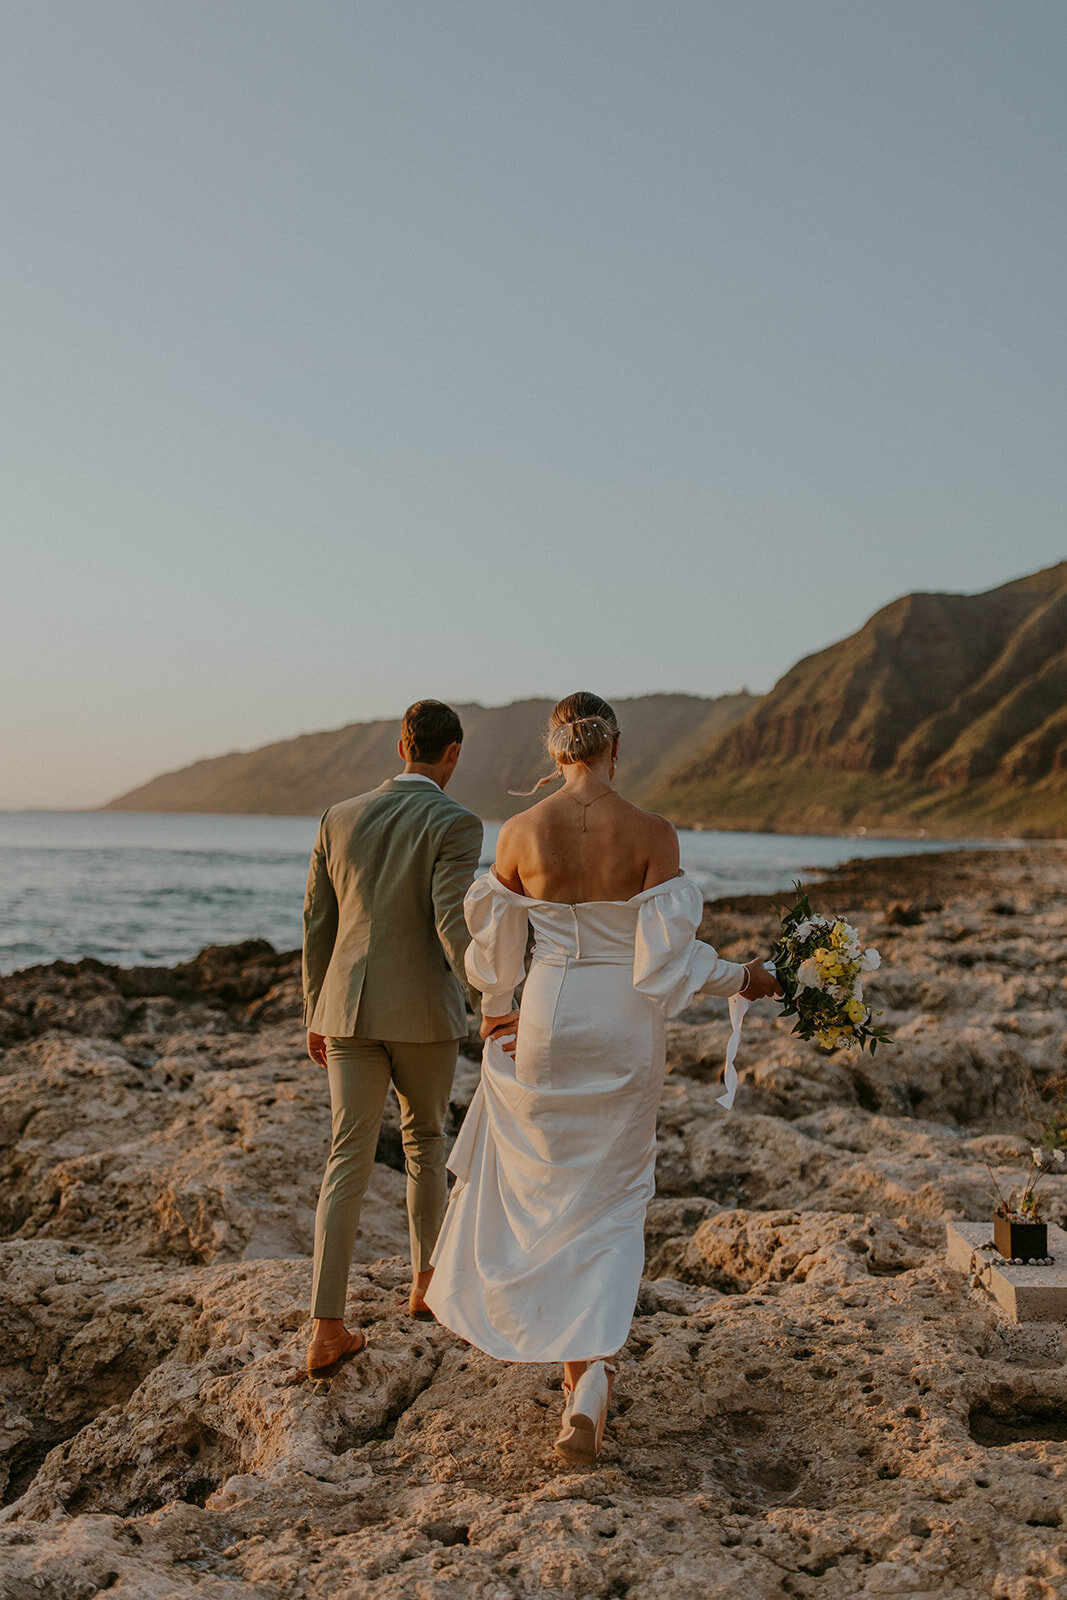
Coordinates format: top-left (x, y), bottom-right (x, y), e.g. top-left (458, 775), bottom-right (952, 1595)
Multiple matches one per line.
top-left (655, 562), bottom-right (1067, 837)
top-left (1, 845), bottom-right (1066, 1597)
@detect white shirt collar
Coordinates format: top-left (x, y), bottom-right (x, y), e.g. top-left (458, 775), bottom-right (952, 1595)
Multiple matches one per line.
top-left (393, 772), bottom-right (442, 791)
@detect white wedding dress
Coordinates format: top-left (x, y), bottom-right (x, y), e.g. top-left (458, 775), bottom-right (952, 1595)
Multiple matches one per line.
top-left (424, 870), bottom-right (746, 1362)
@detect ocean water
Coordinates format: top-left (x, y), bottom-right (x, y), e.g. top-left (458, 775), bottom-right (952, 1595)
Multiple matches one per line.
top-left (0, 810), bottom-right (998, 975)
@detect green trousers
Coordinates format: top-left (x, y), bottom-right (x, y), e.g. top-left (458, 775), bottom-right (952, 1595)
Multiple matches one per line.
top-left (310, 1035), bottom-right (458, 1320)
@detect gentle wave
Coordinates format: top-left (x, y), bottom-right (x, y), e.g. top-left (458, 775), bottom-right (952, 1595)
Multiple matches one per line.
top-left (0, 811), bottom-right (999, 974)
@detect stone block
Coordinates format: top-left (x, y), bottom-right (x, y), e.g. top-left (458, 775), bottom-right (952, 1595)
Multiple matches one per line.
top-left (946, 1219), bottom-right (1067, 1324)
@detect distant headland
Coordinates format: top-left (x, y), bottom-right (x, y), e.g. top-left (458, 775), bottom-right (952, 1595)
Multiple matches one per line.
top-left (105, 562), bottom-right (1067, 837)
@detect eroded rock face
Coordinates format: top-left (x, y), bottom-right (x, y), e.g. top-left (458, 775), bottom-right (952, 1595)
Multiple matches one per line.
top-left (1, 844), bottom-right (1066, 1599)
top-left (0, 941), bottom-right (304, 1050)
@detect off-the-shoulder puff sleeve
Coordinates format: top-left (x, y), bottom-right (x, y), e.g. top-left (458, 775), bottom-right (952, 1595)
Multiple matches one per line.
top-left (633, 875), bottom-right (746, 1016)
top-left (463, 872), bottom-right (530, 1017)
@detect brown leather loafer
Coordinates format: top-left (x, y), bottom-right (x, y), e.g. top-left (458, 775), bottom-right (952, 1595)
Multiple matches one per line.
top-left (306, 1325), bottom-right (366, 1379)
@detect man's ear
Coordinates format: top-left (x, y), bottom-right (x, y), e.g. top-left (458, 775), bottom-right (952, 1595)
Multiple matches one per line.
top-left (397, 738), bottom-right (406, 761)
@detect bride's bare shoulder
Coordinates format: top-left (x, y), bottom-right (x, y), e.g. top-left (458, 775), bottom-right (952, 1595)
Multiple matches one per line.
top-left (621, 798), bottom-right (677, 838)
top-left (634, 807), bottom-right (680, 881)
top-left (497, 800), bottom-right (545, 840)
top-left (496, 799), bottom-right (564, 852)
top-left (495, 811), bottom-right (529, 861)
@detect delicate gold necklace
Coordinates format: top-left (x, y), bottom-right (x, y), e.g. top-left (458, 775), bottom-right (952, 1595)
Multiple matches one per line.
top-left (561, 789), bottom-right (612, 832)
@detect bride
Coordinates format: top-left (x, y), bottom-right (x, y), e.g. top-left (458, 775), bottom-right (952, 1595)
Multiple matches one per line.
top-left (424, 691), bottom-right (781, 1464)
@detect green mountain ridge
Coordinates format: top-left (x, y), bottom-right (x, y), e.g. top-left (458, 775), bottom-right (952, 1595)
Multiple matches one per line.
top-left (651, 561), bottom-right (1067, 837)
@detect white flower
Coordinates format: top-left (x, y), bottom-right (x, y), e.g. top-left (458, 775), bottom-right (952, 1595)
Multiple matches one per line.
top-left (1032, 1148), bottom-right (1044, 1162)
top-left (795, 919), bottom-right (816, 941)
top-left (796, 957), bottom-right (824, 990)
top-left (860, 948), bottom-right (881, 971)
top-left (1054, 1149), bottom-right (1065, 1163)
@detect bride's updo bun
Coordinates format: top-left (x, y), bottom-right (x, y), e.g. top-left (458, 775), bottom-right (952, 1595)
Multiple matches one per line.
top-left (511, 692), bottom-right (620, 796)
top-left (546, 694), bottom-right (619, 767)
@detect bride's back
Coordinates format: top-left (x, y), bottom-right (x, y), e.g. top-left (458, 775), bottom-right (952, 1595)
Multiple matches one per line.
top-left (498, 789), bottom-right (678, 905)
top-left (493, 693), bottom-right (679, 905)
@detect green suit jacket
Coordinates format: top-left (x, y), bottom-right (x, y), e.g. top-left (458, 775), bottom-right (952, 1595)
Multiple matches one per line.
top-left (301, 778), bottom-right (484, 1042)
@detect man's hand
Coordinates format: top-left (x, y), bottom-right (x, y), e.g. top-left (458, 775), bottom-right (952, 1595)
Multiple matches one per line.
top-left (307, 1031), bottom-right (328, 1068)
top-left (481, 1010), bottom-right (520, 1059)
top-left (739, 960), bottom-right (784, 1001)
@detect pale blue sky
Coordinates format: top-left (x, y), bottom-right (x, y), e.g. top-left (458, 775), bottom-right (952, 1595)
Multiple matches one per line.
top-left (2, 2), bottom-right (1064, 807)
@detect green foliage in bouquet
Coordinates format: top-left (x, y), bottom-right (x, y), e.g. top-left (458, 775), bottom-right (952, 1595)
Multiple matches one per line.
top-left (769, 883), bottom-right (892, 1054)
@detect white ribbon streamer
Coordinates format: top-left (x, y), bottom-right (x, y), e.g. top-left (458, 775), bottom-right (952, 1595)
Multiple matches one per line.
top-left (717, 960), bottom-right (776, 1111)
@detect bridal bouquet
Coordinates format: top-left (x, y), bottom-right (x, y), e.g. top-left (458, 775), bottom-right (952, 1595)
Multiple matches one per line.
top-left (768, 883), bottom-right (890, 1053)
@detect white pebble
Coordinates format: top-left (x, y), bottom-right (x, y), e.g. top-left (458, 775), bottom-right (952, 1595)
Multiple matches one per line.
top-left (1028, 1258), bottom-right (1036, 1265)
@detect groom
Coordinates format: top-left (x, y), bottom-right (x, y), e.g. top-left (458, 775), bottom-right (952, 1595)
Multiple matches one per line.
top-left (301, 699), bottom-right (483, 1376)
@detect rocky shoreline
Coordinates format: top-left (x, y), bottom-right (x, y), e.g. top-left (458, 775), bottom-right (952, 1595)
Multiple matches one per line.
top-left (1, 845), bottom-right (1065, 1598)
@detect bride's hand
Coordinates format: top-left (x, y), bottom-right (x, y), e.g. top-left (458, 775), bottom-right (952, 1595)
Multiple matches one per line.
top-left (481, 1010), bottom-right (520, 1058)
top-left (739, 960), bottom-right (783, 1001)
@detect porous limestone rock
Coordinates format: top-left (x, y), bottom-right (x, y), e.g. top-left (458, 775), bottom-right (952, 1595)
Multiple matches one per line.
top-left (1, 844), bottom-right (1066, 1598)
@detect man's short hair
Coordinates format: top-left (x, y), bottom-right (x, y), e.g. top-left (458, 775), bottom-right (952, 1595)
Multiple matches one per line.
top-left (401, 700), bottom-right (464, 763)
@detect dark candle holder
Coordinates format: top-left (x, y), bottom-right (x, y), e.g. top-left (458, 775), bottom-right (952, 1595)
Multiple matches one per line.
top-left (993, 1212), bottom-right (1048, 1263)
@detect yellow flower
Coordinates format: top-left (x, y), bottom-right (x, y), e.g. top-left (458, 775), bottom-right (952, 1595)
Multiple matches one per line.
top-left (846, 998), bottom-right (866, 1025)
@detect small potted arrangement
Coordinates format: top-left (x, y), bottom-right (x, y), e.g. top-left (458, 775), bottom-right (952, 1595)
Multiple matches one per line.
top-left (986, 1146), bottom-right (1064, 1264)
